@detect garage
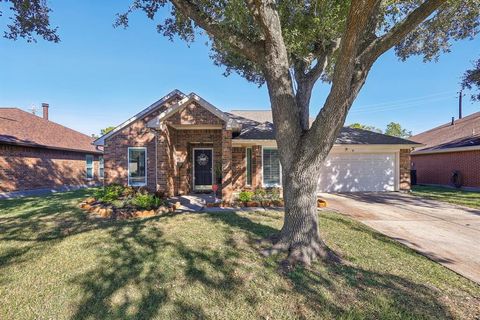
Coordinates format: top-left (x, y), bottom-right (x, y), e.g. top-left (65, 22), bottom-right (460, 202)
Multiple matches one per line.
top-left (318, 152), bottom-right (397, 192)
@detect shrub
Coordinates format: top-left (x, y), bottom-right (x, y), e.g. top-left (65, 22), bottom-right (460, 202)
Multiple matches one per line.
top-left (94, 184), bottom-right (125, 203)
top-left (131, 193), bottom-right (164, 210)
top-left (122, 186), bottom-right (136, 198)
top-left (253, 188), bottom-right (267, 202)
top-left (266, 187), bottom-right (281, 201)
top-left (238, 191), bottom-right (254, 203)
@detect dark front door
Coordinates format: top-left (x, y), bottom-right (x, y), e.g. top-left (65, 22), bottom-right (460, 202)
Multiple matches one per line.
top-left (193, 149), bottom-right (213, 189)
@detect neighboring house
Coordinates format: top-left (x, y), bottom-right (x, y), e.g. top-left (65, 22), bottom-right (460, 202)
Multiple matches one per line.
top-left (0, 104), bottom-right (103, 194)
top-left (410, 112), bottom-right (480, 189)
top-left (94, 90), bottom-right (420, 201)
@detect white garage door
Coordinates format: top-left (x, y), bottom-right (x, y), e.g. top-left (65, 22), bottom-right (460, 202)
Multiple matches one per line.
top-left (318, 153), bottom-right (396, 192)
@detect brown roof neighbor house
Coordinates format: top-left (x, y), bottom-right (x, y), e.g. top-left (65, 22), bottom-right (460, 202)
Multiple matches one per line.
top-left (94, 90), bottom-right (420, 202)
top-left (0, 104), bottom-right (103, 195)
top-left (410, 112), bottom-right (480, 189)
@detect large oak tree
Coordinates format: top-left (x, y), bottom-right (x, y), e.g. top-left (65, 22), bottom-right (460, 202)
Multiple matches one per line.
top-left (3, 0), bottom-right (479, 266)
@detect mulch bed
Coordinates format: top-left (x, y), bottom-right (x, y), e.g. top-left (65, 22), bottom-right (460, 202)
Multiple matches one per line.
top-left (79, 197), bottom-right (177, 220)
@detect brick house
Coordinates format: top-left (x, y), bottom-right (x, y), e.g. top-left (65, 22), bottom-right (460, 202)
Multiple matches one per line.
top-left (0, 104), bottom-right (103, 194)
top-left (410, 112), bottom-right (480, 189)
top-left (94, 90), bottom-right (420, 202)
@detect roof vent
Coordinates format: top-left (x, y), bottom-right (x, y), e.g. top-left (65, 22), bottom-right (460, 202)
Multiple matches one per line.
top-left (451, 117), bottom-right (454, 126)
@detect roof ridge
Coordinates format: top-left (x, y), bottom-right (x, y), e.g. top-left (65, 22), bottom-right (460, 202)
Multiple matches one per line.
top-left (230, 109), bottom-right (271, 111)
top-left (13, 107), bottom-right (95, 138)
top-left (412, 111), bottom-right (480, 137)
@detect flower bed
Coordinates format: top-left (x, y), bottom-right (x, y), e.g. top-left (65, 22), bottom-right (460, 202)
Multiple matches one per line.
top-left (233, 188), bottom-right (327, 209)
top-left (234, 188), bottom-right (285, 208)
top-left (78, 185), bottom-right (176, 219)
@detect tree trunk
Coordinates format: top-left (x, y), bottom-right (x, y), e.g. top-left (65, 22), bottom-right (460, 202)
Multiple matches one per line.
top-left (263, 154), bottom-right (338, 267)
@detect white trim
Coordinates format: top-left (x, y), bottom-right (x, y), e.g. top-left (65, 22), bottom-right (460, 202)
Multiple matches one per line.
top-left (232, 139), bottom-right (420, 150)
top-left (192, 148), bottom-right (214, 190)
top-left (85, 154), bottom-right (94, 180)
top-left (261, 146), bottom-right (282, 188)
top-left (94, 90), bottom-right (185, 146)
top-left (395, 150), bottom-right (400, 191)
top-left (127, 147), bottom-right (147, 187)
top-left (98, 156), bottom-right (104, 180)
top-left (412, 145), bottom-right (480, 155)
top-left (169, 124), bottom-right (224, 130)
top-left (146, 92), bottom-right (241, 131)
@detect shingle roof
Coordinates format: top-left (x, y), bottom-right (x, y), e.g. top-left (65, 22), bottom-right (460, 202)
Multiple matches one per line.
top-left (410, 112), bottom-right (480, 152)
top-left (228, 110), bottom-right (420, 145)
top-left (0, 108), bottom-right (101, 153)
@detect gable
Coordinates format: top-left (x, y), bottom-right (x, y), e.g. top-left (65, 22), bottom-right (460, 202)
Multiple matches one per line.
top-left (165, 101), bottom-right (225, 127)
top-left (146, 93), bottom-right (240, 131)
top-left (94, 90), bottom-right (186, 146)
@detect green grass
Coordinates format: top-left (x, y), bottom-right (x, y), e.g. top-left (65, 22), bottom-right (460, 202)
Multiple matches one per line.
top-left (0, 189), bottom-right (479, 319)
top-left (412, 185), bottom-right (480, 209)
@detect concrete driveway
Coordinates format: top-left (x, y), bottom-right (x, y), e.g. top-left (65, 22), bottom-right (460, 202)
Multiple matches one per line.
top-left (320, 192), bottom-right (480, 284)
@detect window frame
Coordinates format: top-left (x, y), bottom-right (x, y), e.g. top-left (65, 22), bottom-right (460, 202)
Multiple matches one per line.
top-left (98, 156), bottom-right (104, 179)
top-left (85, 154), bottom-right (94, 180)
top-left (127, 147), bottom-right (147, 187)
top-left (262, 147), bottom-right (282, 187)
top-left (246, 147), bottom-right (252, 186)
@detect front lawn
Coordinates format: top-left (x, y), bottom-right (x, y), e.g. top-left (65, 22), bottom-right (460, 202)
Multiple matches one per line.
top-left (412, 185), bottom-right (480, 209)
top-left (0, 190), bottom-right (479, 319)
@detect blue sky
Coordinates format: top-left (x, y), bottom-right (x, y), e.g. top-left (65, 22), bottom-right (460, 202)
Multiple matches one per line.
top-left (0, 0), bottom-right (479, 137)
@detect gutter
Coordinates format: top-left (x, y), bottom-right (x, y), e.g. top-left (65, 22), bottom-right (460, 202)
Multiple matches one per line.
top-left (412, 145), bottom-right (480, 155)
top-left (0, 140), bottom-right (103, 154)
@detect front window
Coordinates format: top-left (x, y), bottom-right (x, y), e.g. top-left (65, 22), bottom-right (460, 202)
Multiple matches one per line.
top-left (263, 148), bottom-right (281, 186)
top-left (128, 147), bottom-right (146, 186)
top-left (86, 155), bottom-right (94, 179)
top-left (99, 156), bottom-right (104, 179)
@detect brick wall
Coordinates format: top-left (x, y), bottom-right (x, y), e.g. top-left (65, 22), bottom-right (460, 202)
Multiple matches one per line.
top-left (399, 149), bottom-right (411, 191)
top-left (0, 143), bottom-right (101, 192)
top-left (104, 105), bottom-right (173, 191)
top-left (166, 102), bottom-right (224, 126)
top-left (232, 147), bottom-right (246, 190)
top-left (104, 99), bottom-right (229, 194)
top-left (412, 150), bottom-right (480, 187)
top-left (252, 145), bottom-right (262, 188)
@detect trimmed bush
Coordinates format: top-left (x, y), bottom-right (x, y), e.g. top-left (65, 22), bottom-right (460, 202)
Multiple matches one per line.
top-left (238, 191), bottom-right (254, 203)
top-left (131, 193), bottom-right (164, 210)
top-left (94, 184), bottom-right (125, 203)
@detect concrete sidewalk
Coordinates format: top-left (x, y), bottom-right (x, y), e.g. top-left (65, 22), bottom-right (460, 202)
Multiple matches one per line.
top-left (320, 192), bottom-right (480, 284)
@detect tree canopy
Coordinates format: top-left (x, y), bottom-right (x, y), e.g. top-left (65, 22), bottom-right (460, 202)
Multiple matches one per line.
top-left (100, 126), bottom-right (115, 136)
top-left (349, 123), bottom-right (382, 133)
top-left (462, 57), bottom-right (480, 101)
top-left (384, 122), bottom-right (412, 138)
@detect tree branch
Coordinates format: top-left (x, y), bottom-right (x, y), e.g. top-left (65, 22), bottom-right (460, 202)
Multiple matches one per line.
top-left (300, 0), bottom-right (380, 166)
top-left (360, 0), bottom-right (446, 63)
top-left (293, 40), bottom-right (338, 130)
top-left (170, 0), bottom-right (264, 62)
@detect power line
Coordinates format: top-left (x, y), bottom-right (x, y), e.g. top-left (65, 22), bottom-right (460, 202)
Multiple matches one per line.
top-left (352, 91), bottom-right (456, 111)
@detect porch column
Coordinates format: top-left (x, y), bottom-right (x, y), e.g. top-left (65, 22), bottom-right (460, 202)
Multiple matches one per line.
top-left (221, 129), bottom-right (233, 203)
top-left (399, 149), bottom-right (411, 191)
top-left (156, 126), bottom-right (175, 197)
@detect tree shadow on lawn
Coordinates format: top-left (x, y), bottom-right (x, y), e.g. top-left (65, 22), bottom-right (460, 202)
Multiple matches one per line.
top-left (0, 193), bottom-right (454, 319)
top-left (202, 210), bottom-right (454, 319)
top-left (0, 190), bottom-right (105, 269)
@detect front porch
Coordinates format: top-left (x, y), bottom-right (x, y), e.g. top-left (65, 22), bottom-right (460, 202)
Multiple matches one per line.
top-left (147, 96), bottom-right (235, 201)
top-left (155, 125), bottom-right (234, 201)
